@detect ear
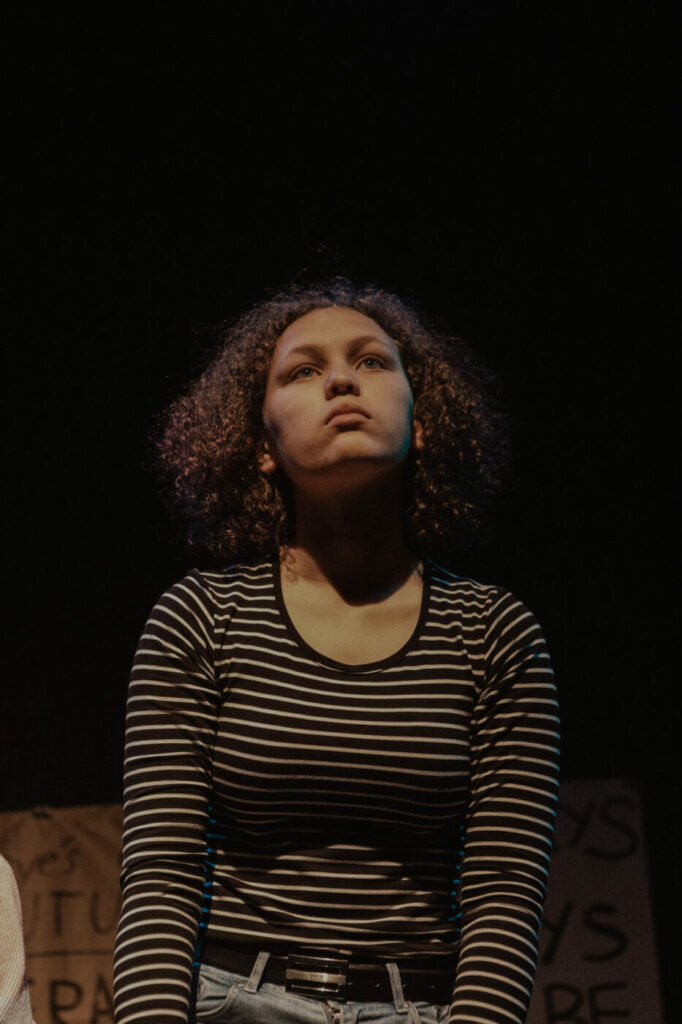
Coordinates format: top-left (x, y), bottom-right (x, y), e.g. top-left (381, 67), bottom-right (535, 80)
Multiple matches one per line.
top-left (411, 417), bottom-right (424, 453)
top-left (258, 435), bottom-right (279, 475)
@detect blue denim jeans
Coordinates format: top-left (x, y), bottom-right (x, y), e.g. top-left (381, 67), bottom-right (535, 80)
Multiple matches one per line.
top-left (195, 953), bottom-right (451, 1024)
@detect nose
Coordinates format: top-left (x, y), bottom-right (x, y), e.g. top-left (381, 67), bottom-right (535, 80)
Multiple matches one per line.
top-left (324, 365), bottom-right (359, 399)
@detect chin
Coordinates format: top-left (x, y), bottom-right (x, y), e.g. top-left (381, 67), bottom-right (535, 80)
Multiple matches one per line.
top-left (304, 457), bottom-right (405, 494)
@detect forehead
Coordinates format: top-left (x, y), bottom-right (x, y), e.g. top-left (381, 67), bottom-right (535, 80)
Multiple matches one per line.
top-left (275, 306), bottom-right (395, 355)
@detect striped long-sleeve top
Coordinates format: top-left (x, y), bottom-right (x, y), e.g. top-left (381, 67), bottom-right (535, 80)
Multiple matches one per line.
top-left (113, 558), bottom-right (559, 1024)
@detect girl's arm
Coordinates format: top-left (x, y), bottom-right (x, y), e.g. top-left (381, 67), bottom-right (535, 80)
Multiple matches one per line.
top-left (450, 589), bottom-right (560, 1023)
top-left (113, 572), bottom-right (219, 1024)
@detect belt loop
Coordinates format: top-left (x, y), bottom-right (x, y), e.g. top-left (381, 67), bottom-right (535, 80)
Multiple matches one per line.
top-left (244, 951), bottom-right (270, 994)
top-left (386, 963), bottom-right (420, 1023)
top-left (386, 962), bottom-right (407, 1010)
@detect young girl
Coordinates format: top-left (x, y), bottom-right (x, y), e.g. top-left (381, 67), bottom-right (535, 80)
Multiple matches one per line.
top-left (113, 281), bottom-right (559, 1024)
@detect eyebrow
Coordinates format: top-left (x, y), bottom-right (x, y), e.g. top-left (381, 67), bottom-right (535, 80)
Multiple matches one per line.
top-left (275, 334), bottom-right (397, 368)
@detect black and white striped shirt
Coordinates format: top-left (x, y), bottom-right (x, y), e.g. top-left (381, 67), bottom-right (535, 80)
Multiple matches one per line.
top-left (114, 558), bottom-right (559, 1024)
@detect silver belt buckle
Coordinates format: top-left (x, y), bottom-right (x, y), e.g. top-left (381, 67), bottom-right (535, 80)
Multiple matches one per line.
top-left (285, 954), bottom-right (348, 1001)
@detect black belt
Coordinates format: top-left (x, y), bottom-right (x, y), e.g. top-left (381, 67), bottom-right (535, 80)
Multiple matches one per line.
top-left (202, 943), bottom-right (456, 1003)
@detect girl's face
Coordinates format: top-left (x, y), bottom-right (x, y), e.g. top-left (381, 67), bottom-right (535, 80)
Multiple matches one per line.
top-left (260, 306), bottom-right (422, 495)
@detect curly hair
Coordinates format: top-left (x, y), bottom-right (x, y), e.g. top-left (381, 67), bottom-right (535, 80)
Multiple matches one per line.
top-left (154, 279), bottom-right (509, 563)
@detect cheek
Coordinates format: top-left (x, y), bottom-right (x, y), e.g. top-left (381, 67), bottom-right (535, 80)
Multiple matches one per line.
top-left (264, 401), bottom-right (314, 466)
top-left (385, 393), bottom-right (415, 457)
top-left (396, 383), bottom-right (415, 431)
top-left (270, 408), bottom-right (305, 448)
top-left (262, 395), bottom-right (291, 443)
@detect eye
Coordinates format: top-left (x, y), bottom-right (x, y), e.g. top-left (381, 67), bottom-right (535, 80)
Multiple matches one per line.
top-left (289, 365), bottom-right (318, 381)
top-left (358, 355), bottom-right (385, 369)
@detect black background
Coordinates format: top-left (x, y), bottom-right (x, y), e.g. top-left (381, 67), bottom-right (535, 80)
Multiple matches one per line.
top-left (4, 2), bottom-right (677, 1014)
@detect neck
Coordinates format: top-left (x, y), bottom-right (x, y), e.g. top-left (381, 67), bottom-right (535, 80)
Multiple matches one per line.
top-left (283, 476), bottom-right (419, 603)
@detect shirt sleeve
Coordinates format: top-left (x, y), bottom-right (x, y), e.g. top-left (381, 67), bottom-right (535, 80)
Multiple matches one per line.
top-left (0, 855), bottom-right (35, 1024)
top-left (113, 572), bottom-right (219, 1024)
top-left (450, 589), bottom-right (560, 1024)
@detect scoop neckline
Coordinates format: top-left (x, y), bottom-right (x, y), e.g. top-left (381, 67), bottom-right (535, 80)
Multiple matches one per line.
top-left (270, 555), bottom-right (431, 674)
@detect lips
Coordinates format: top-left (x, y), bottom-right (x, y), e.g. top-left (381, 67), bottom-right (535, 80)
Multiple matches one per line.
top-left (324, 404), bottom-right (370, 425)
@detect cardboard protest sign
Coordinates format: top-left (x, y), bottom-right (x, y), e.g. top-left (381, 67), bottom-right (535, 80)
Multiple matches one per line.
top-left (528, 777), bottom-right (663, 1023)
top-left (0, 803), bottom-right (122, 1024)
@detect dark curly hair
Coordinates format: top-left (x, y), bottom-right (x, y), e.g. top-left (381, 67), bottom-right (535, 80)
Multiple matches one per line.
top-left (154, 280), bottom-right (509, 563)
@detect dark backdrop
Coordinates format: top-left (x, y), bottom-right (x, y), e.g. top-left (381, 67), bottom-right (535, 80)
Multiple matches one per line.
top-left (4, 1), bottom-right (676, 1014)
